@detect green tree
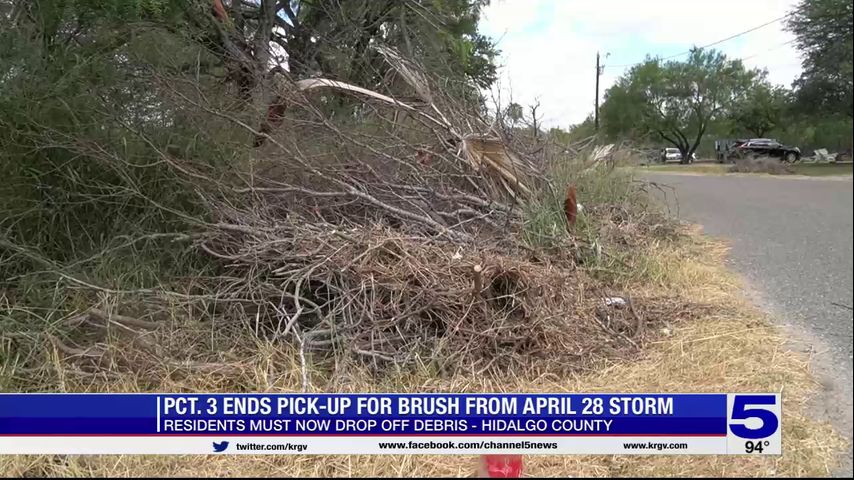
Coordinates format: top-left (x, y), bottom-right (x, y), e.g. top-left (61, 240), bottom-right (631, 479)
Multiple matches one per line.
top-left (505, 102), bottom-right (523, 125)
top-left (565, 116), bottom-right (597, 143)
top-left (601, 48), bottom-right (757, 163)
top-left (786, 0), bottom-right (853, 117)
top-left (731, 81), bottom-right (788, 138)
top-left (183, 0), bottom-right (497, 94)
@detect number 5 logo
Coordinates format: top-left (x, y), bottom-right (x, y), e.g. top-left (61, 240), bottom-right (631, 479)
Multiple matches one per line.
top-left (729, 395), bottom-right (779, 439)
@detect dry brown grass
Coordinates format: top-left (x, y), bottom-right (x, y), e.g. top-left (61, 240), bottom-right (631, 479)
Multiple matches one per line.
top-left (0, 227), bottom-right (845, 477)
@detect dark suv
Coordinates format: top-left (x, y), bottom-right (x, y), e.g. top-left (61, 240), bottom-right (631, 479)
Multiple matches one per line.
top-left (731, 138), bottom-right (801, 162)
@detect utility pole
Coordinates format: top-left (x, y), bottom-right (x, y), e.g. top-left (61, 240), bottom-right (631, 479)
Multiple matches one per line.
top-left (594, 52), bottom-right (609, 131)
top-left (595, 52), bottom-right (600, 131)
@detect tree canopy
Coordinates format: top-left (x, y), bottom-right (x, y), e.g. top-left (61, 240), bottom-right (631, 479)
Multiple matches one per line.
top-left (505, 102), bottom-right (523, 124)
top-left (731, 81), bottom-right (789, 138)
top-left (600, 48), bottom-right (757, 162)
top-left (2, 0), bottom-right (498, 100)
top-left (786, 0), bottom-right (853, 118)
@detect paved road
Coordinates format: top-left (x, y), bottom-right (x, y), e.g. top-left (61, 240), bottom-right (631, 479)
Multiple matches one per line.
top-left (646, 173), bottom-right (853, 475)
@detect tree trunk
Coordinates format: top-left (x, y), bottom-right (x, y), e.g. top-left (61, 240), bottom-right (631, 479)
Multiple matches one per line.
top-left (253, 0), bottom-right (276, 77)
top-left (685, 122), bottom-right (707, 164)
top-left (250, 0), bottom-right (278, 125)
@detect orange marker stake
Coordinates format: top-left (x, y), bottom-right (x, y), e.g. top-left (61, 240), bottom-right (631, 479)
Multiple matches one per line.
top-left (477, 454), bottom-right (523, 478)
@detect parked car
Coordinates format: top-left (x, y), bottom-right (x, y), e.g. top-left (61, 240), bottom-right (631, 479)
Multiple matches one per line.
top-left (715, 139), bottom-right (739, 163)
top-left (659, 147), bottom-right (696, 163)
top-left (730, 138), bottom-right (801, 163)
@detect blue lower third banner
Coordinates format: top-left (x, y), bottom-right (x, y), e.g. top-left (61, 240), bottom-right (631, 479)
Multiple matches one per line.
top-left (0, 393), bottom-right (780, 455)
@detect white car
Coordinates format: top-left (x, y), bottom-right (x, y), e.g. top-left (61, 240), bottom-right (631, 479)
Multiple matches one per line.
top-left (659, 148), bottom-right (696, 163)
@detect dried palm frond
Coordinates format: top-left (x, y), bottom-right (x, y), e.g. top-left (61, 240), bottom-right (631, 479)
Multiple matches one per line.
top-left (591, 144), bottom-right (614, 162)
top-left (374, 45), bottom-right (433, 104)
top-left (294, 78), bottom-right (448, 130)
top-left (461, 136), bottom-right (533, 199)
top-left (257, 75), bottom-right (537, 201)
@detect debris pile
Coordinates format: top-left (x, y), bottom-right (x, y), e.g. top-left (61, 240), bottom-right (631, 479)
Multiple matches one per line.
top-left (14, 49), bottom-right (700, 383)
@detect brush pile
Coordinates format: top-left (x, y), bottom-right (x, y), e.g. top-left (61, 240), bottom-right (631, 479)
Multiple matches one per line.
top-left (3, 46), bottom-right (693, 385)
top-left (219, 51), bottom-right (542, 241)
top-left (194, 218), bottom-right (689, 377)
top-left (164, 52), bottom-right (691, 378)
top-left (728, 157), bottom-right (795, 174)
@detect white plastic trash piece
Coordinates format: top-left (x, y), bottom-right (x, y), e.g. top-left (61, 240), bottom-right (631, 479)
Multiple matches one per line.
top-left (604, 297), bottom-right (626, 307)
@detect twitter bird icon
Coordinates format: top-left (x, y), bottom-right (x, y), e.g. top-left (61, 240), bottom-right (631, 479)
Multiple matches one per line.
top-left (212, 441), bottom-right (229, 453)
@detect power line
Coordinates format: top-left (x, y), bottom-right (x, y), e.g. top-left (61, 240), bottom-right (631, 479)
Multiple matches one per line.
top-left (604, 13), bottom-right (793, 69)
top-left (739, 39), bottom-right (797, 61)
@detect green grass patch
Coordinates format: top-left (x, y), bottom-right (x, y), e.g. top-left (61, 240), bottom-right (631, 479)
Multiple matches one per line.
top-left (522, 151), bottom-right (685, 289)
top-left (523, 161), bottom-right (644, 249)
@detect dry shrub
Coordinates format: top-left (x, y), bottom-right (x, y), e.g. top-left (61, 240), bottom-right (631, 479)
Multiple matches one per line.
top-left (1, 39), bottom-right (687, 388)
top-left (728, 157), bottom-right (795, 175)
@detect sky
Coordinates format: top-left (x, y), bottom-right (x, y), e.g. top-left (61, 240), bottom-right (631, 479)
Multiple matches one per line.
top-left (479, 0), bottom-right (803, 129)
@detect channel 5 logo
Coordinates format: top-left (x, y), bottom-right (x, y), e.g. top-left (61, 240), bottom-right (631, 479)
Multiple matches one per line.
top-left (728, 394), bottom-right (780, 439)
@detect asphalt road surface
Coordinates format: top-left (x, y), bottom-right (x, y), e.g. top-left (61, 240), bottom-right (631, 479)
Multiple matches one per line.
top-left (645, 172), bottom-right (853, 475)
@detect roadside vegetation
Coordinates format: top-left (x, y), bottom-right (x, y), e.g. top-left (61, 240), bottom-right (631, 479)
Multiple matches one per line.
top-left (0, 0), bottom-right (706, 403)
top-left (550, 0), bottom-right (853, 163)
top-left (643, 161), bottom-right (853, 177)
top-left (0, 0), bottom-right (848, 477)
top-left (1, 194), bottom-right (845, 477)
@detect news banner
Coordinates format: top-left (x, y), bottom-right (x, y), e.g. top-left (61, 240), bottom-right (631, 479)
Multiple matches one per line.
top-left (0, 393), bottom-right (780, 455)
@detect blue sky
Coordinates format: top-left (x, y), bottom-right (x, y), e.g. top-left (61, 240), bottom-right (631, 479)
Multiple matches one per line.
top-left (479, 0), bottom-right (802, 127)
